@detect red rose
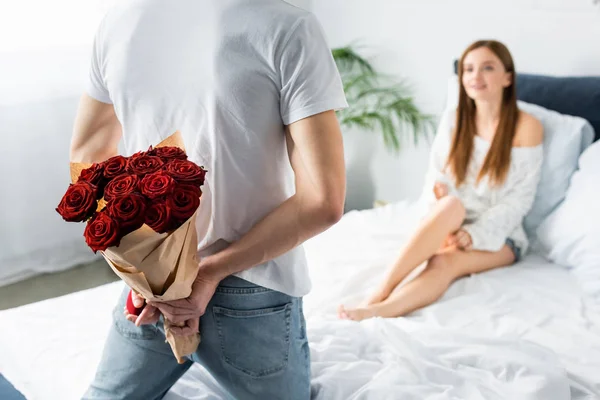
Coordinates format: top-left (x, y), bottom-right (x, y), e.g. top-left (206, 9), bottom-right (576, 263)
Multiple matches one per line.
top-left (103, 155), bottom-right (128, 180)
top-left (78, 163), bottom-right (105, 186)
top-left (78, 163), bottom-right (107, 198)
top-left (140, 172), bottom-right (175, 199)
top-left (129, 150), bottom-right (146, 160)
top-left (103, 174), bottom-right (140, 202)
top-left (107, 193), bottom-right (147, 233)
top-left (56, 181), bottom-right (98, 222)
top-left (145, 201), bottom-right (172, 233)
top-left (149, 146), bottom-right (187, 162)
top-left (166, 184), bottom-right (201, 224)
top-left (84, 211), bottom-right (120, 253)
top-left (164, 160), bottom-right (206, 186)
top-left (127, 155), bottom-right (164, 176)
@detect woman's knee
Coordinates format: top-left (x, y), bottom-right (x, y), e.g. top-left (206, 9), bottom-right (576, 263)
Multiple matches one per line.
top-left (428, 253), bottom-right (450, 271)
top-left (427, 253), bottom-right (459, 281)
top-left (424, 254), bottom-right (457, 291)
top-left (434, 195), bottom-right (465, 228)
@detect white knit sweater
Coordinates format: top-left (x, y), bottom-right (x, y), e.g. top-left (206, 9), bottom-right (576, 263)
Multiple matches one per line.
top-left (421, 108), bottom-right (543, 255)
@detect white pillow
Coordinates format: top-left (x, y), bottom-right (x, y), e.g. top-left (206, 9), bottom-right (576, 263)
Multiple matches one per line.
top-left (517, 101), bottom-right (595, 240)
top-left (537, 140), bottom-right (600, 300)
top-left (444, 76), bottom-right (595, 241)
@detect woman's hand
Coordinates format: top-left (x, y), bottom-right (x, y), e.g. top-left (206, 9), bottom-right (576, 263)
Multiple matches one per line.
top-left (433, 182), bottom-right (448, 200)
top-left (446, 229), bottom-right (473, 251)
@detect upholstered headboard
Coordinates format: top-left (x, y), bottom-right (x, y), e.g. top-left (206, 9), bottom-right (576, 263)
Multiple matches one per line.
top-left (453, 60), bottom-right (600, 142)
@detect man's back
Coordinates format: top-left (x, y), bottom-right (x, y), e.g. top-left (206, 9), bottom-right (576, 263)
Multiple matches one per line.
top-left (87, 0), bottom-right (347, 296)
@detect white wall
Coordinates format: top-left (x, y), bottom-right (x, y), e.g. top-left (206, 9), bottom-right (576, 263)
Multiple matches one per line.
top-left (0, 2), bottom-right (112, 285)
top-left (312, 0), bottom-right (600, 210)
top-left (286, 0), bottom-right (311, 10)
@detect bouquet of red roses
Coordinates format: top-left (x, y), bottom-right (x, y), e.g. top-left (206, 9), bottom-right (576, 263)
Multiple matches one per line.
top-left (56, 131), bottom-right (206, 363)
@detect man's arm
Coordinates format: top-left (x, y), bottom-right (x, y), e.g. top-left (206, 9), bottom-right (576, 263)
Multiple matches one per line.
top-left (141, 110), bottom-right (347, 329)
top-left (204, 109), bottom-right (346, 279)
top-left (70, 94), bottom-right (122, 163)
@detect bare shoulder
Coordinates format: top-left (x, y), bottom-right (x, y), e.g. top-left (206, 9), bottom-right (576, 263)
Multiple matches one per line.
top-left (514, 111), bottom-right (544, 147)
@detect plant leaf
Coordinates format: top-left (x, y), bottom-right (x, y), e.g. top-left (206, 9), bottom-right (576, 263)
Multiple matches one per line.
top-left (332, 45), bottom-right (433, 153)
top-left (332, 46), bottom-right (375, 75)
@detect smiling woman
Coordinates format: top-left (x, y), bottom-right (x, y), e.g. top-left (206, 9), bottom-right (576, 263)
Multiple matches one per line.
top-left (339, 39), bottom-right (544, 322)
top-left (450, 40), bottom-right (520, 188)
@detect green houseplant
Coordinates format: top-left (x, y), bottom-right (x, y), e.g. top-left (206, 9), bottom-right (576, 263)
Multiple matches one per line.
top-left (332, 45), bottom-right (434, 153)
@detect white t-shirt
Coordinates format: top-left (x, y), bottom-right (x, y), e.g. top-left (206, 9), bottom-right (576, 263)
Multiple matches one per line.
top-left (86, 0), bottom-right (348, 297)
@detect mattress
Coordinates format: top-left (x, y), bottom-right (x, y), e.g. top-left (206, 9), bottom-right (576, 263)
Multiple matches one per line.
top-left (1, 201), bottom-right (599, 399)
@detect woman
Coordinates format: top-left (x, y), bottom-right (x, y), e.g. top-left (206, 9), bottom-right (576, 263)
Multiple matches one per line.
top-left (339, 40), bottom-right (544, 321)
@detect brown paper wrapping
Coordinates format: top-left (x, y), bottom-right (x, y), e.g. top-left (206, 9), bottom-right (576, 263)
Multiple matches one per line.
top-left (70, 131), bottom-right (201, 363)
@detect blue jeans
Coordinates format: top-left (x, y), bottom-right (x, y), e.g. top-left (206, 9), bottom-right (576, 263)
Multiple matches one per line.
top-left (84, 276), bottom-right (310, 400)
top-left (505, 238), bottom-right (522, 262)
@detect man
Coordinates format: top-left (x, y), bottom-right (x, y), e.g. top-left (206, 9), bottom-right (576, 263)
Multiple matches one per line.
top-left (71, 0), bottom-right (347, 399)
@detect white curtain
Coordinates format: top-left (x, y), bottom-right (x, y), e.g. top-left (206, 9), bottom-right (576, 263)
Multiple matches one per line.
top-left (0, 1), bottom-right (117, 286)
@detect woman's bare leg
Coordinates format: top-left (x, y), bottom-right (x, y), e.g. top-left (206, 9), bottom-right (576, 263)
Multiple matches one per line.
top-left (363, 196), bottom-right (466, 306)
top-left (339, 246), bottom-right (515, 321)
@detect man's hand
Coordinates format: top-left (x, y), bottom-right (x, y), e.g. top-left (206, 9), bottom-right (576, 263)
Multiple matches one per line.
top-left (433, 182), bottom-right (448, 200)
top-left (148, 259), bottom-right (223, 336)
top-left (124, 291), bottom-right (160, 326)
top-left (446, 229), bottom-right (473, 251)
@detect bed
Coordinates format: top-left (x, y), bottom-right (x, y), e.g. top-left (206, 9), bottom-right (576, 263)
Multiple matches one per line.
top-left (1, 69), bottom-right (599, 398)
top-left (1, 200), bottom-right (599, 400)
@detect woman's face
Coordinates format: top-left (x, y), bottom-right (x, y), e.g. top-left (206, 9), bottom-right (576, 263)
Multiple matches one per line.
top-left (461, 46), bottom-right (512, 102)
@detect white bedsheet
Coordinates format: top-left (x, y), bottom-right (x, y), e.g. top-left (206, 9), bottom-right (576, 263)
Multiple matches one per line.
top-left (1, 201), bottom-right (599, 399)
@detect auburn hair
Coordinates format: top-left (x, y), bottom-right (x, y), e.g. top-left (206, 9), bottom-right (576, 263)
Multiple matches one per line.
top-left (447, 40), bottom-right (519, 187)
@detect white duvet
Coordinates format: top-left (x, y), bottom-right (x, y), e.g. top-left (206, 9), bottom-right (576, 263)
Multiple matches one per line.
top-left (1, 201), bottom-right (599, 400)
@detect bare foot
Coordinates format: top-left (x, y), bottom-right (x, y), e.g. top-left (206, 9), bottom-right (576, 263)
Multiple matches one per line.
top-left (337, 304), bottom-right (349, 319)
top-left (338, 305), bottom-right (377, 321)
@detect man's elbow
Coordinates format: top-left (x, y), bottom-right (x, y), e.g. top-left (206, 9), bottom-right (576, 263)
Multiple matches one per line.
top-left (298, 177), bottom-right (346, 227)
top-left (316, 196), bottom-right (345, 226)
